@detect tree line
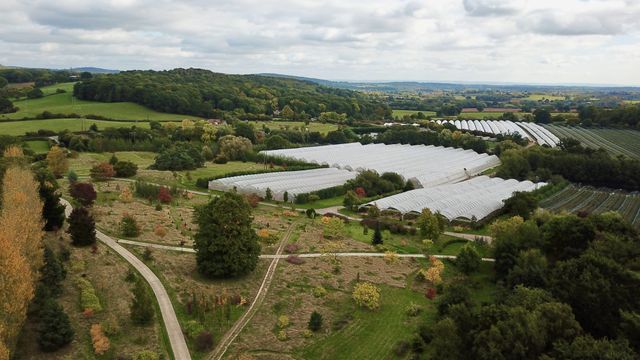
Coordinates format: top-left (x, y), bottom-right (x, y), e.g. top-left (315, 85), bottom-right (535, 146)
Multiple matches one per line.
top-left (73, 68), bottom-right (391, 120)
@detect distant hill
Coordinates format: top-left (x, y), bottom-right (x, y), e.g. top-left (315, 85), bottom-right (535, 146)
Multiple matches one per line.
top-left (258, 73), bottom-right (640, 93)
top-left (70, 67), bottom-right (119, 74)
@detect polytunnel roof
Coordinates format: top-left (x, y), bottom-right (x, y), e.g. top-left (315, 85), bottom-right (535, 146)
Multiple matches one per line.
top-left (362, 176), bottom-right (546, 221)
top-left (261, 143), bottom-right (501, 188)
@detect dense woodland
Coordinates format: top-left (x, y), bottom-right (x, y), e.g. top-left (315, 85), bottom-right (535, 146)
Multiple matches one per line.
top-left (72, 68), bottom-right (391, 120)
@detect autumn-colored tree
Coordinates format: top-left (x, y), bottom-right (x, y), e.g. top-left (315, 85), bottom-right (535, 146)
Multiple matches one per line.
top-left (153, 225), bottom-right (167, 238)
top-left (69, 182), bottom-right (97, 206)
top-left (3, 145), bottom-right (24, 158)
top-left (354, 187), bottom-right (366, 198)
top-left (90, 324), bottom-right (110, 355)
top-left (90, 162), bottom-right (115, 181)
top-left (352, 282), bottom-right (381, 310)
top-left (158, 187), bottom-right (172, 204)
top-left (46, 146), bottom-right (68, 178)
top-left (245, 193), bottom-right (261, 208)
top-left (120, 186), bottom-right (133, 203)
top-left (322, 216), bottom-right (345, 239)
top-left (0, 165), bottom-right (44, 356)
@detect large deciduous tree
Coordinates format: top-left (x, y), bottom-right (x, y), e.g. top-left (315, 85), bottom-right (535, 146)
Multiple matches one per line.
top-left (45, 146), bottom-right (68, 178)
top-left (194, 192), bottom-right (260, 278)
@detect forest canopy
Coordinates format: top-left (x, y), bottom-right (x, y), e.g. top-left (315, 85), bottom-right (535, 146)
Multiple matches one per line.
top-left (73, 68), bottom-right (391, 120)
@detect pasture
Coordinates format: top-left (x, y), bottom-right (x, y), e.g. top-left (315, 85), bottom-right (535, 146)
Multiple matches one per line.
top-left (24, 139), bottom-right (50, 154)
top-left (392, 109), bottom-right (437, 118)
top-left (1, 82), bottom-right (201, 121)
top-left (249, 120), bottom-right (339, 135)
top-left (544, 125), bottom-right (640, 159)
top-left (0, 118), bottom-right (154, 135)
top-left (540, 184), bottom-right (640, 229)
top-left (521, 93), bottom-right (566, 101)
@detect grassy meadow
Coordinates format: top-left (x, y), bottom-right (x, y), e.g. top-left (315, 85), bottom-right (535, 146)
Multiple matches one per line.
top-left (0, 118), bottom-right (157, 135)
top-left (392, 109), bottom-right (437, 118)
top-left (1, 82), bottom-right (201, 121)
top-left (249, 120), bottom-right (339, 135)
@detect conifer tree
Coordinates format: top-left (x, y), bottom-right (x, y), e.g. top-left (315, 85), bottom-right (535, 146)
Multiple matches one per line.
top-left (130, 278), bottom-right (155, 325)
top-left (37, 299), bottom-right (74, 352)
top-left (372, 221), bottom-right (383, 245)
top-left (68, 207), bottom-right (96, 246)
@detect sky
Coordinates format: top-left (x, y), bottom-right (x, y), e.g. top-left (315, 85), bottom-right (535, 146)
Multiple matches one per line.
top-left (1, 0), bottom-right (639, 85)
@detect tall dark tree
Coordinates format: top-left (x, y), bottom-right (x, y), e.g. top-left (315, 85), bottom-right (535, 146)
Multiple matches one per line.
top-left (37, 299), bottom-right (74, 352)
top-left (372, 221), bottom-right (383, 245)
top-left (194, 192), bottom-right (261, 278)
top-left (308, 311), bottom-right (323, 332)
top-left (40, 246), bottom-right (67, 297)
top-left (69, 182), bottom-right (97, 206)
top-left (130, 278), bottom-right (155, 325)
top-left (455, 244), bottom-right (481, 275)
top-left (39, 182), bottom-right (66, 231)
top-left (68, 207), bottom-right (96, 246)
top-left (542, 215), bottom-right (595, 262)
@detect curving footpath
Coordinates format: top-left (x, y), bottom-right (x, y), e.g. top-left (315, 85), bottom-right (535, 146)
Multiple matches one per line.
top-left (61, 199), bottom-right (191, 360)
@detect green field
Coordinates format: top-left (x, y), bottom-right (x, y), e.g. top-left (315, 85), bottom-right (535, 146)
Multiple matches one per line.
top-left (68, 152), bottom-right (157, 176)
top-left (249, 120), bottom-right (339, 135)
top-left (24, 140), bottom-right (50, 154)
top-left (458, 111), bottom-right (520, 119)
top-left (392, 109), bottom-right (437, 118)
top-left (1, 82), bottom-right (201, 121)
top-left (0, 118), bottom-right (157, 135)
top-left (521, 93), bottom-right (566, 101)
top-left (540, 184), bottom-right (640, 229)
top-left (544, 125), bottom-right (640, 159)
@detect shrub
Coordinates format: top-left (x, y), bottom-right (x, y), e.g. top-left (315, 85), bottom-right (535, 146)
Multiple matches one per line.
top-left (69, 182), bottom-right (97, 206)
top-left (405, 302), bottom-right (422, 316)
top-left (277, 330), bottom-right (287, 341)
top-left (90, 324), bottom-right (110, 355)
top-left (277, 315), bottom-right (290, 329)
top-left (158, 186), bottom-right (172, 203)
top-left (312, 286), bottom-right (327, 299)
top-left (114, 161), bottom-right (138, 177)
top-left (383, 251), bottom-right (398, 264)
top-left (134, 350), bottom-right (160, 360)
top-left (245, 193), bottom-right (261, 208)
top-left (75, 277), bottom-right (103, 312)
top-left (284, 243), bottom-right (299, 254)
top-left (120, 186), bottom-right (133, 203)
top-left (130, 278), bottom-right (155, 325)
top-left (308, 311), bottom-right (323, 332)
top-left (456, 244), bottom-right (481, 274)
top-left (393, 340), bottom-right (411, 357)
top-left (426, 287), bottom-right (437, 300)
top-left (322, 216), bottom-right (345, 239)
top-left (154, 225), bottom-right (167, 238)
top-left (120, 214), bottom-right (140, 237)
top-left (195, 331), bottom-right (214, 351)
top-left (90, 162), bottom-right (116, 180)
top-left (352, 282), bottom-right (381, 310)
top-left (285, 255), bottom-right (305, 265)
top-left (184, 320), bottom-right (204, 339)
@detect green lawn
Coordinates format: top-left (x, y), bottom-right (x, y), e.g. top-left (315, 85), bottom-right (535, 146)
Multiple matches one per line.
top-left (249, 121), bottom-right (339, 135)
top-left (458, 112), bottom-right (518, 119)
top-left (69, 152), bottom-right (157, 176)
top-left (300, 284), bottom-right (428, 360)
top-left (0, 118), bottom-right (155, 135)
top-left (521, 94), bottom-right (566, 101)
top-left (392, 109), bottom-right (437, 118)
top-left (1, 82), bottom-right (201, 121)
top-left (24, 140), bottom-right (50, 154)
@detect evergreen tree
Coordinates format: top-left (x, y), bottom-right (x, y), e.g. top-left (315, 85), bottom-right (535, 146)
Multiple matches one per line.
top-left (39, 181), bottom-right (65, 231)
top-left (308, 311), bottom-right (323, 332)
top-left (194, 192), bottom-right (261, 278)
top-left (265, 187), bottom-right (273, 201)
top-left (283, 191), bottom-right (289, 203)
top-left (130, 278), bottom-right (155, 325)
top-left (40, 246), bottom-right (66, 297)
top-left (372, 222), bottom-right (383, 245)
top-left (68, 207), bottom-right (96, 246)
top-left (456, 244), bottom-right (481, 275)
top-left (109, 153), bottom-right (119, 165)
top-left (37, 299), bottom-right (74, 352)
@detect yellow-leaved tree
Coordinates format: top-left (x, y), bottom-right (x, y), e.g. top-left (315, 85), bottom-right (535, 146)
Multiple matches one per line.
top-left (46, 145), bottom-right (68, 178)
top-left (0, 165), bottom-right (44, 357)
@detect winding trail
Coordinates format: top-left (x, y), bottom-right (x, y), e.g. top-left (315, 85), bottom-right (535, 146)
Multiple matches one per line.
top-left (207, 222), bottom-right (297, 360)
top-left (61, 199), bottom-right (191, 360)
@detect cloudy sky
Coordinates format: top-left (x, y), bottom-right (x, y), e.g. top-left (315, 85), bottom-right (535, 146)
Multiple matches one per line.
top-left (1, 0), bottom-right (639, 85)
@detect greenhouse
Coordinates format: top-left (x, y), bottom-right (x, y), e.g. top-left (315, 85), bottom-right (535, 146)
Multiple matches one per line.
top-left (261, 143), bottom-right (501, 188)
top-left (208, 167), bottom-right (356, 201)
top-left (361, 176), bottom-right (546, 221)
top-left (435, 119), bottom-right (538, 143)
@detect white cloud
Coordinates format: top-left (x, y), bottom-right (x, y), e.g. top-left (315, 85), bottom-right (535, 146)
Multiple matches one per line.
top-left (0, 0), bottom-right (638, 85)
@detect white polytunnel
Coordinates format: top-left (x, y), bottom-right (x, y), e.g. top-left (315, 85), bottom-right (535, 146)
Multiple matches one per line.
top-left (361, 176), bottom-right (546, 221)
top-left (208, 167), bottom-right (357, 201)
top-left (260, 143), bottom-right (501, 189)
top-left (433, 119), bottom-right (560, 146)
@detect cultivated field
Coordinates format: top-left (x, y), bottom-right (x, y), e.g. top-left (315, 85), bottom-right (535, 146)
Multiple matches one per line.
top-left (540, 184), bottom-right (640, 229)
top-left (249, 120), bottom-right (339, 135)
top-left (544, 125), bottom-right (640, 159)
top-left (391, 109), bottom-right (437, 118)
top-left (1, 82), bottom-right (200, 121)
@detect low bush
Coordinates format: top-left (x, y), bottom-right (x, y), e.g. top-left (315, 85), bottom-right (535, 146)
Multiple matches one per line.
top-left (75, 277), bottom-right (102, 312)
